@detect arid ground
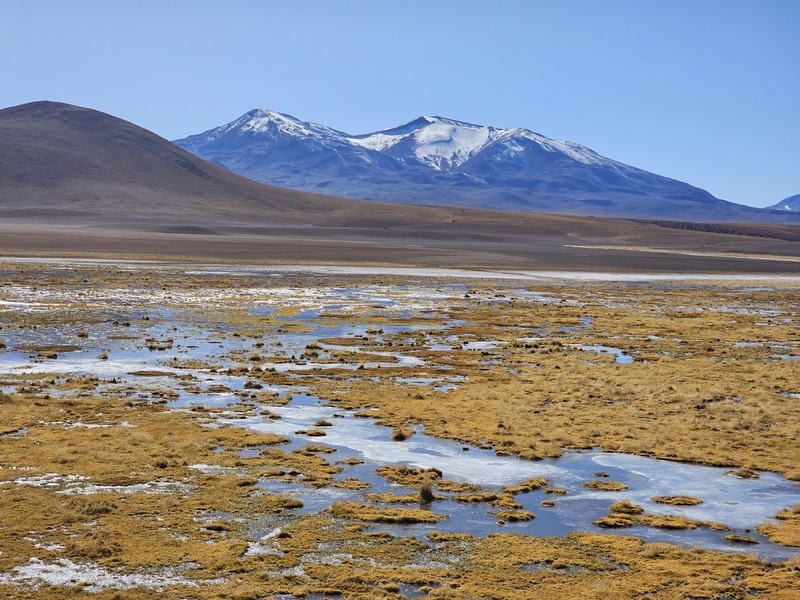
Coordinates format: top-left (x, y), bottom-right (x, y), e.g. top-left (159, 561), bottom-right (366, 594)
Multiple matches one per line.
top-left (0, 259), bottom-right (798, 599)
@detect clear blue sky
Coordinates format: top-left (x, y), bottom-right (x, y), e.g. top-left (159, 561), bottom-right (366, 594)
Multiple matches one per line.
top-left (3, 0), bottom-right (798, 207)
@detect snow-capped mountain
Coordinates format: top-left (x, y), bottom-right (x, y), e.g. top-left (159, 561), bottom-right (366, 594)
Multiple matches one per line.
top-left (767, 194), bottom-right (800, 212)
top-left (175, 111), bottom-right (773, 221)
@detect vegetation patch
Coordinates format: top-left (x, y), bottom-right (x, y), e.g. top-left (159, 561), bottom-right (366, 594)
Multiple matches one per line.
top-left (327, 501), bottom-right (446, 524)
top-left (609, 500), bottom-right (644, 514)
top-left (494, 510), bottom-right (536, 522)
top-left (723, 534), bottom-right (759, 544)
top-left (593, 514), bottom-right (634, 528)
top-left (757, 504), bottom-right (800, 546)
top-left (651, 495), bottom-right (703, 505)
top-left (583, 480), bottom-right (630, 491)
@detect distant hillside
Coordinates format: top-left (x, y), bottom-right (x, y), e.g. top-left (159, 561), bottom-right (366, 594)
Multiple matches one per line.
top-left (175, 110), bottom-right (792, 223)
top-left (0, 101), bottom-right (376, 225)
top-left (768, 194), bottom-right (800, 212)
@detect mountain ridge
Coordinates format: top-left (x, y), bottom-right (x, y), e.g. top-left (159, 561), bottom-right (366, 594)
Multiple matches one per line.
top-left (175, 109), bottom-right (791, 223)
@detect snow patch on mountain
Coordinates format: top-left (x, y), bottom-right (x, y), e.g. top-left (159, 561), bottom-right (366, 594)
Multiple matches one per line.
top-left (353, 117), bottom-right (495, 170)
top-left (351, 116), bottom-right (617, 170)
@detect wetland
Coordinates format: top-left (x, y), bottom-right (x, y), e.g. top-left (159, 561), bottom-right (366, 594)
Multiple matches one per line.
top-left (0, 259), bottom-right (798, 598)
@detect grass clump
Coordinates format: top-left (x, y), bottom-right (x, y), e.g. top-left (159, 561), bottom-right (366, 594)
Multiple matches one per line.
top-left (726, 467), bottom-right (760, 479)
top-left (635, 514), bottom-right (698, 530)
top-left (593, 514), bottom-right (634, 528)
top-left (583, 480), bottom-right (629, 491)
top-left (723, 534), bottom-right (759, 544)
top-left (609, 500), bottom-right (644, 514)
top-left (363, 492), bottom-right (419, 504)
top-left (419, 479), bottom-right (436, 503)
top-left (453, 492), bottom-right (499, 504)
top-left (65, 531), bottom-right (122, 559)
top-left (757, 503), bottom-right (800, 546)
top-left (501, 475), bottom-right (548, 495)
top-left (426, 531), bottom-right (472, 542)
top-left (328, 501), bottom-right (445, 524)
top-left (391, 426), bottom-right (415, 441)
top-left (494, 510), bottom-right (535, 522)
top-left (376, 465), bottom-right (442, 485)
top-left (491, 494), bottom-right (524, 509)
top-left (651, 495), bottom-right (703, 506)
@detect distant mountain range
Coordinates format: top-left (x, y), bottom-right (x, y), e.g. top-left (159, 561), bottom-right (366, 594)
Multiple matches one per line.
top-left (175, 110), bottom-right (795, 222)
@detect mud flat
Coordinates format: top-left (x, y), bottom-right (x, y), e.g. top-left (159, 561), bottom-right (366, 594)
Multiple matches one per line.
top-left (0, 259), bottom-right (798, 598)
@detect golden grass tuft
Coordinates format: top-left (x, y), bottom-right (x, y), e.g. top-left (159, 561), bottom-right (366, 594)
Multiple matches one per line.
top-left (726, 466), bottom-right (761, 479)
top-left (723, 534), bottom-right (759, 544)
top-left (328, 501), bottom-right (445, 524)
top-left (593, 514), bottom-right (634, 528)
top-left (609, 500), bottom-right (644, 514)
top-left (635, 514), bottom-right (698, 530)
top-left (391, 426), bottom-right (415, 441)
top-left (453, 492), bottom-right (499, 504)
top-left (375, 465), bottom-right (442, 486)
top-left (363, 492), bottom-right (420, 504)
top-left (583, 480), bottom-right (629, 491)
top-left (757, 503), bottom-right (800, 547)
top-left (419, 479), bottom-right (436, 503)
top-left (65, 531), bottom-right (122, 559)
top-left (651, 495), bottom-right (703, 506)
top-left (426, 531), bottom-right (473, 542)
top-left (494, 510), bottom-right (535, 522)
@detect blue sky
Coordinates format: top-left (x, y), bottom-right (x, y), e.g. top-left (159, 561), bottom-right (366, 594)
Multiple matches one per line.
top-left (2, 0), bottom-right (798, 207)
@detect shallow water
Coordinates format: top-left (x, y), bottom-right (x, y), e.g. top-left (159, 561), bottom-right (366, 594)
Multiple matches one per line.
top-left (2, 281), bottom-right (799, 562)
top-left (573, 344), bottom-right (634, 364)
top-left (222, 394), bottom-right (800, 561)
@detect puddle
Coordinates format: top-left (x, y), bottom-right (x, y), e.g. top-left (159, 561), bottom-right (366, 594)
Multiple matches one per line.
top-left (223, 394), bottom-right (800, 561)
top-left (573, 344), bottom-right (634, 364)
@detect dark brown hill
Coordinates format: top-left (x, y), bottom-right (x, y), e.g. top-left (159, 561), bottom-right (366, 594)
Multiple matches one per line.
top-left (1, 101), bottom-right (799, 272)
top-left (0, 101), bottom-right (377, 224)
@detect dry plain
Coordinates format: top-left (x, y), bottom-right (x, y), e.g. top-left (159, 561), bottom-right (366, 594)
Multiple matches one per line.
top-left (0, 258), bottom-right (798, 599)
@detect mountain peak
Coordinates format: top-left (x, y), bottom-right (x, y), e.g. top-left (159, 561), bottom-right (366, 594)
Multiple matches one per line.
top-left (192, 109), bottom-right (347, 144)
top-left (233, 109), bottom-right (311, 134)
top-left (419, 115), bottom-right (484, 128)
top-left (351, 115), bottom-right (499, 169)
